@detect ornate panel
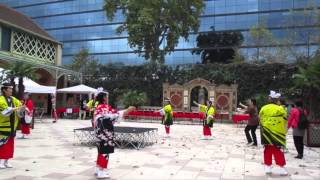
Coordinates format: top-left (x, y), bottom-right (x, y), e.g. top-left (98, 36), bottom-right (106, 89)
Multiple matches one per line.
top-left (163, 78), bottom-right (237, 114)
top-left (12, 31), bottom-right (56, 64)
top-left (216, 92), bottom-right (231, 111)
top-left (170, 90), bottom-right (183, 109)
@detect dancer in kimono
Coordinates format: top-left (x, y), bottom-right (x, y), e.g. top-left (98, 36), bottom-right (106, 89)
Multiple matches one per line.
top-left (51, 94), bottom-right (58, 123)
top-left (87, 94), bottom-right (97, 127)
top-left (160, 98), bottom-right (173, 138)
top-left (194, 100), bottom-right (215, 140)
top-left (93, 92), bottom-right (115, 178)
top-left (0, 83), bottom-right (23, 169)
top-left (259, 91), bottom-right (288, 176)
top-left (20, 93), bottom-right (33, 139)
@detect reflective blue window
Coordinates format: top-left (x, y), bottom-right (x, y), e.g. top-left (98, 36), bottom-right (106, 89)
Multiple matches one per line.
top-left (1, 0), bottom-right (318, 64)
top-left (1, 26), bottom-right (11, 51)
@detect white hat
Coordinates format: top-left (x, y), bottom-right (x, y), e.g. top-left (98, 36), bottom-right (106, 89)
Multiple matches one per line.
top-left (95, 87), bottom-right (104, 96)
top-left (269, 90), bottom-right (281, 98)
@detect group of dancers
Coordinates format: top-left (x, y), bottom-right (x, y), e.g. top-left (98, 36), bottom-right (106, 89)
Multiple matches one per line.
top-left (0, 84), bottom-right (125, 179)
top-left (0, 82), bottom-right (308, 178)
top-left (160, 98), bottom-right (215, 140)
top-left (160, 90), bottom-right (308, 176)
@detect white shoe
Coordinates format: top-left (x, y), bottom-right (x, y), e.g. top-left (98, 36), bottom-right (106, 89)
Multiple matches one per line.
top-left (207, 136), bottom-right (213, 140)
top-left (200, 136), bottom-right (208, 140)
top-left (4, 160), bottom-right (12, 168)
top-left (97, 169), bottom-right (110, 179)
top-left (264, 165), bottom-right (272, 174)
top-left (18, 134), bottom-right (25, 139)
top-left (274, 166), bottom-right (288, 176)
top-left (247, 142), bottom-right (254, 146)
top-left (94, 167), bottom-right (99, 176)
top-left (0, 160), bottom-right (5, 169)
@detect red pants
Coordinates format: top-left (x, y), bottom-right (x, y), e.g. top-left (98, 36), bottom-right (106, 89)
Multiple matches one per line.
top-left (96, 153), bottom-right (109, 168)
top-left (203, 125), bottom-right (212, 136)
top-left (52, 110), bottom-right (58, 122)
top-left (0, 137), bottom-right (14, 159)
top-left (165, 126), bottom-right (170, 134)
top-left (264, 145), bottom-right (286, 166)
top-left (21, 124), bottom-right (30, 134)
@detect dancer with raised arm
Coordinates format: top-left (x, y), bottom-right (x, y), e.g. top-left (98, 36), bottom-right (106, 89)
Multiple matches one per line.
top-left (194, 100), bottom-right (215, 140)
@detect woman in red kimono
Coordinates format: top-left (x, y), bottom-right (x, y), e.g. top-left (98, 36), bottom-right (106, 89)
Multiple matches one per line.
top-left (93, 92), bottom-right (117, 179)
top-left (20, 93), bottom-right (33, 139)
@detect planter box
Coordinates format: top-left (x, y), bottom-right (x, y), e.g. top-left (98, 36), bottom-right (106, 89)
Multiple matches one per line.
top-left (304, 120), bottom-right (320, 147)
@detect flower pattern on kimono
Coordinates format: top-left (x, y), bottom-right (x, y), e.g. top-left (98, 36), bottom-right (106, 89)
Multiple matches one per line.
top-left (94, 103), bottom-right (117, 152)
top-left (107, 140), bottom-right (115, 146)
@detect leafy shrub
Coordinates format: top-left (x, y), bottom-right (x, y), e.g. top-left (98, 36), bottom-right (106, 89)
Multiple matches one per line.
top-left (88, 63), bottom-right (297, 107)
top-left (121, 90), bottom-right (147, 108)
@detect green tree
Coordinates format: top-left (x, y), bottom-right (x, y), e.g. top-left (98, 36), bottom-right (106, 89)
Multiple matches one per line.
top-left (250, 22), bottom-right (297, 63)
top-left (121, 90), bottom-right (147, 108)
top-left (286, 2), bottom-right (320, 60)
top-left (6, 62), bottom-right (36, 99)
top-left (193, 30), bottom-right (244, 64)
top-left (104, 0), bottom-right (204, 63)
top-left (67, 48), bottom-right (100, 83)
top-left (231, 48), bottom-right (245, 64)
top-left (293, 56), bottom-right (320, 120)
top-left (249, 22), bottom-right (275, 62)
top-left (253, 93), bottom-right (268, 110)
top-left (84, 59), bottom-right (100, 83)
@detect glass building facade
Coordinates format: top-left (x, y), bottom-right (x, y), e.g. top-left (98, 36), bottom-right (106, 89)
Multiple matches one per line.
top-left (1, 0), bottom-right (319, 65)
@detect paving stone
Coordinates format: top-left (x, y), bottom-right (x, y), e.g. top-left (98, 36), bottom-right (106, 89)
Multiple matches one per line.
top-left (0, 119), bottom-right (317, 180)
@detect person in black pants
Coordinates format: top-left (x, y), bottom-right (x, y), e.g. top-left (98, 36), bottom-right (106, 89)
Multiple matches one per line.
top-left (240, 99), bottom-right (259, 146)
top-left (288, 101), bottom-right (306, 159)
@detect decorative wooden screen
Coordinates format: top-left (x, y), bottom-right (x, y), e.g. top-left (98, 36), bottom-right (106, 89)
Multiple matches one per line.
top-left (11, 31), bottom-right (56, 64)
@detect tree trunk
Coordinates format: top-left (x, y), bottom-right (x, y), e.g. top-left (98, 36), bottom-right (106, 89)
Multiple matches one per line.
top-left (18, 77), bottom-right (24, 99)
top-left (10, 77), bottom-right (17, 97)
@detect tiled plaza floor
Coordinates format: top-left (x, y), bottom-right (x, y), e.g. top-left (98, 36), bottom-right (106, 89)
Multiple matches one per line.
top-left (0, 119), bottom-right (319, 180)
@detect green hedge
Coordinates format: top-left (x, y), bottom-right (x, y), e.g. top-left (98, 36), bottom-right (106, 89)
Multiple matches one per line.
top-left (86, 63), bottom-right (297, 107)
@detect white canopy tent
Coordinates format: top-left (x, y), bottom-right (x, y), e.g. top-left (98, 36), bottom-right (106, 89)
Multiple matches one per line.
top-left (0, 67), bottom-right (56, 94)
top-left (56, 84), bottom-right (101, 94)
top-left (15, 78), bottom-right (56, 94)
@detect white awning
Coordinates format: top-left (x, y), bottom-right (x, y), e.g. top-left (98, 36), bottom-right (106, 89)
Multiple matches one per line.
top-left (16, 78), bottom-right (56, 94)
top-left (56, 84), bottom-right (100, 94)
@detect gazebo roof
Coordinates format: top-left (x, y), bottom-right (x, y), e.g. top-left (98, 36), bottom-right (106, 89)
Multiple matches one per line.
top-left (0, 4), bottom-right (60, 44)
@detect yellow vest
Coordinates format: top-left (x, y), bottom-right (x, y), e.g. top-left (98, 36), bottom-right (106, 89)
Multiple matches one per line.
top-left (0, 96), bottom-right (22, 139)
top-left (200, 104), bottom-right (215, 116)
top-left (259, 103), bottom-right (287, 146)
top-left (87, 99), bottom-right (98, 110)
top-left (164, 104), bottom-right (173, 115)
top-left (200, 104), bottom-right (215, 125)
top-left (163, 104), bottom-right (173, 124)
